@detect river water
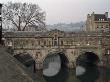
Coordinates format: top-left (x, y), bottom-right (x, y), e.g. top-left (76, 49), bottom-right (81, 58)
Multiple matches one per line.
top-left (39, 52), bottom-right (110, 82)
top-left (37, 66), bottom-right (110, 82)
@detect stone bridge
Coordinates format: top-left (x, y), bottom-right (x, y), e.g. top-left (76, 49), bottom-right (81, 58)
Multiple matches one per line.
top-left (4, 29), bottom-right (110, 69)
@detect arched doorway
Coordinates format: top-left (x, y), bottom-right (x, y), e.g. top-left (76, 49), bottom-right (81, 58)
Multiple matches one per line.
top-left (43, 52), bottom-right (69, 77)
top-left (76, 52), bottom-right (100, 67)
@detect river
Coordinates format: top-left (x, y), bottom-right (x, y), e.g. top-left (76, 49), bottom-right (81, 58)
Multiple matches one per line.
top-left (39, 52), bottom-right (110, 82)
top-left (36, 66), bottom-right (110, 82)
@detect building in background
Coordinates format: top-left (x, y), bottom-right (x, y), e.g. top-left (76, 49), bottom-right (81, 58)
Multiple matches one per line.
top-left (86, 12), bottom-right (110, 32)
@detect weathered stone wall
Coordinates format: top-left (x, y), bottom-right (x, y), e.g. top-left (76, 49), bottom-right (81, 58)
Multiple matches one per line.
top-left (4, 30), bottom-right (110, 69)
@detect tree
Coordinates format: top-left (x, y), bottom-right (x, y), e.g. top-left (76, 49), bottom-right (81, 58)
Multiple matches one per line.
top-left (2, 2), bottom-right (46, 31)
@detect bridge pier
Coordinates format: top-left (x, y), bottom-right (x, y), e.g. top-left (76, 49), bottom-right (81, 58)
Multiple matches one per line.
top-left (67, 62), bottom-right (76, 69)
top-left (36, 62), bottom-right (43, 70)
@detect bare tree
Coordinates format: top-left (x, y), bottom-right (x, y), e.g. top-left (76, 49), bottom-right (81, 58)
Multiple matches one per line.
top-left (2, 2), bottom-right (46, 31)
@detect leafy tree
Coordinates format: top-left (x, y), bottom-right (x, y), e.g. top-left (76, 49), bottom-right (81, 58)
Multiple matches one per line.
top-left (2, 2), bottom-right (46, 31)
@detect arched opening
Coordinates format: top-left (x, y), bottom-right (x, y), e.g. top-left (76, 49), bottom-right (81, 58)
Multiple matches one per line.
top-left (14, 52), bottom-right (36, 73)
top-left (76, 52), bottom-right (100, 67)
top-left (43, 52), bottom-right (69, 77)
top-left (58, 52), bottom-right (69, 68)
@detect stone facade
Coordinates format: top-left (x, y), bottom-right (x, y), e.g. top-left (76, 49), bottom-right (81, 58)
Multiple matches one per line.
top-left (4, 29), bottom-right (110, 69)
top-left (86, 12), bottom-right (110, 32)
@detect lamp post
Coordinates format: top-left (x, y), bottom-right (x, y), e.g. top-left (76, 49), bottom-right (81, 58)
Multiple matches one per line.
top-left (0, 3), bottom-right (2, 45)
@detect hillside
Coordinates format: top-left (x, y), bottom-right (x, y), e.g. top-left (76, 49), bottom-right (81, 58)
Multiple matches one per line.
top-left (46, 21), bottom-right (85, 31)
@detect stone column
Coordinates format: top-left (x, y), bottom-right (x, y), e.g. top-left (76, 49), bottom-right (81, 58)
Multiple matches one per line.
top-left (36, 62), bottom-right (43, 70)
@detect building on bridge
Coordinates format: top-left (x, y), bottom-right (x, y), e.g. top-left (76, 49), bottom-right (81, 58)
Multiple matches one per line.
top-left (4, 29), bottom-right (110, 69)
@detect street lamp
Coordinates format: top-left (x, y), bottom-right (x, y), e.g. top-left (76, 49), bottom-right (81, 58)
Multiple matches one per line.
top-left (0, 3), bottom-right (2, 45)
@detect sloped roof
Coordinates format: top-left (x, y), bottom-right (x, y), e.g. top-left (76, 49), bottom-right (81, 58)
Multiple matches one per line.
top-left (94, 14), bottom-right (107, 21)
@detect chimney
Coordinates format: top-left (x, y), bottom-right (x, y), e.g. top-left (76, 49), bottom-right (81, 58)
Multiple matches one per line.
top-left (87, 14), bottom-right (90, 18)
top-left (91, 12), bottom-right (95, 20)
top-left (91, 12), bottom-right (95, 16)
top-left (105, 12), bottom-right (108, 19)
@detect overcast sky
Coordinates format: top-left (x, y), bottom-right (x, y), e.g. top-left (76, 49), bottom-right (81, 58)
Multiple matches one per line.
top-left (0, 0), bottom-right (110, 24)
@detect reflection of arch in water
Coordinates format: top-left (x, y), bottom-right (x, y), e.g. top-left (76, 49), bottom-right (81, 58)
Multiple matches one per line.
top-left (76, 67), bottom-right (100, 82)
top-left (76, 52), bottom-right (100, 67)
top-left (14, 52), bottom-right (36, 73)
top-left (43, 52), bottom-right (69, 69)
top-left (44, 68), bottom-right (69, 82)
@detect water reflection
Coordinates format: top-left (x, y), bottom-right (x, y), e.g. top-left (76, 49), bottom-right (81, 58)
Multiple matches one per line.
top-left (41, 67), bottom-right (110, 82)
top-left (76, 66), bottom-right (86, 76)
top-left (41, 52), bottom-right (110, 82)
top-left (76, 66), bottom-right (99, 82)
top-left (43, 52), bottom-right (68, 77)
top-left (43, 68), bottom-right (68, 82)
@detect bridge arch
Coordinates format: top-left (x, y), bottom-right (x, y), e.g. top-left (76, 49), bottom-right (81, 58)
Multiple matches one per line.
top-left (43, 51), bottom-right (69, 69)
top-left (76, 51), bottom-right (100, 67)
top-left (14, 52), bottom-right (36, 73)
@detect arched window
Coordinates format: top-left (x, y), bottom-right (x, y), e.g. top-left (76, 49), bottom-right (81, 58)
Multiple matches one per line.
top-left (54, 41), bottom-right (57, 46)
top-left (54, 35), bottom-right (57, 40)
top-left (49, 41), bottom-right (51, 45)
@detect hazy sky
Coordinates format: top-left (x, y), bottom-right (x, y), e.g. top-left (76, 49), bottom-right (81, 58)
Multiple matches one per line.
top-left (0, 0), bottom-right (110, 24)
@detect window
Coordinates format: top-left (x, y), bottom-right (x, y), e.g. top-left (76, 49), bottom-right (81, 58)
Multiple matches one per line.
top-left (49, 41), bottom-right (51, 45)
top-left (66, 41), bottom-right (69, 45)
top-left (101, 25), bottom-right (103, 28)
top-left (38, 40), bottom-right (40, 45)
top-left (54, 35), bottom-right (57, 40)
top-left (44, 41), bottom-right (46, 45)
top-left (61, 41), bottom-right (63, 45)
top-left (54, 41), bottom-right (57, 46)
top-left (106, 25), bottom-right (108, 28)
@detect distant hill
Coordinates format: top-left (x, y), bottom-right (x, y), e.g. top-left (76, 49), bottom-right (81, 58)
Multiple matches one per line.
top-left (46, 21), bottom-right (85, 31)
